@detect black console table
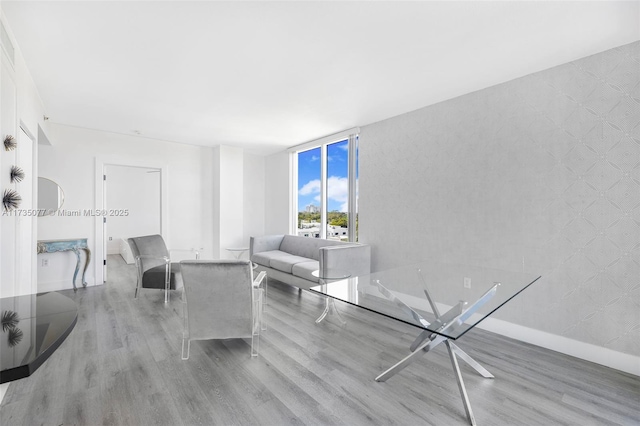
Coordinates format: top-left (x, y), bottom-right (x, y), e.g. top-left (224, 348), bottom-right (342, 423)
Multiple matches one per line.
top-left (1, 292), bottom-right (77, 383)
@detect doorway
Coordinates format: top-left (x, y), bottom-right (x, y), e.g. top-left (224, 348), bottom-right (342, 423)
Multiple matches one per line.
top-left (102, 165), bottom-right (162, 282)
top-left (94, 157), bottom-right (168, 284)
top-left (15, 125), bottom-right (36, 294)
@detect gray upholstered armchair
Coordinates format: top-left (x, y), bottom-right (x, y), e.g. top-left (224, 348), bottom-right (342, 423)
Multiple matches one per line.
top-left (127, 234), bottom-right (192, 303)
top-left (180, 260), bottom-right (265, 360)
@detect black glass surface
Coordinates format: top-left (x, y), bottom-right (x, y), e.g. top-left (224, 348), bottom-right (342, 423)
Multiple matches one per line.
top-left (1, 292), bottom-right (77, 383)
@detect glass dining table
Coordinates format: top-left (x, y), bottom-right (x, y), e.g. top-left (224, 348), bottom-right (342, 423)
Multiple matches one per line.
top-left (310, 261), bottom-right (541, 426)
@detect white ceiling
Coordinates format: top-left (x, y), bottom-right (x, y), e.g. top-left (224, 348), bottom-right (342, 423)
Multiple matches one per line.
top-left (2, 1), bottom-right (639, 155)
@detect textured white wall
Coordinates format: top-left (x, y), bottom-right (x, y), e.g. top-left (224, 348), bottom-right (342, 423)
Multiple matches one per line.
top-left (359, 41), bottom-right (640, 359)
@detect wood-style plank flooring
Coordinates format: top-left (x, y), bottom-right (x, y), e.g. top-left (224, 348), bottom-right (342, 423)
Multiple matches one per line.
top-left (1, 255), bottom-right (639, 425)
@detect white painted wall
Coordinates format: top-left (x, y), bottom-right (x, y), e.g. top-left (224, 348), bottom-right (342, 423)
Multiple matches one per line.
top-left (105, 165), bottom-right (160, 255)
top-left (208, 146), bottom-right (266, 260)
top-left (1, 42), bottom-right (18, 297)
top-left (15, 127), bottom-right (35, 294)
top-left (212, 145), bottom-right (244, 259)
top-left (211, 147), bottom-right (220, 260)
top-left (264, 150), bottom-right (290, 235)
top-left (0, 12), bottom-right (47, 299)
top-left (37, 124), bottom-right (215, 291)
top-left (243, 152), bottom-right (265, 256)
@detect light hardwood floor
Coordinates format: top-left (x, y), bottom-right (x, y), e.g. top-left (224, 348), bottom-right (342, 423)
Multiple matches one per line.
top-left (1, 255), bottom-right (639, 425)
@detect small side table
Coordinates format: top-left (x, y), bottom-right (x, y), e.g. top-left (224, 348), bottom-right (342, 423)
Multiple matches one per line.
top-left (226, 247), bottom-right (249, 260)
top-left (312, 269), bottom-right (351, 324)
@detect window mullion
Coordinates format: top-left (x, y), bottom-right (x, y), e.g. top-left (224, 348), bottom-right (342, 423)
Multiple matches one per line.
top-left (320, 144), bottom-right (328, 239)
top-left (290, 152), bottom-right (298, 236)
top-left (348, 135), bottom-right (357, 242)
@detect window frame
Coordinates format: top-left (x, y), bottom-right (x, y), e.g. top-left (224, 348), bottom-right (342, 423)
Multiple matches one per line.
top-left (289, 128), bottom-right (359, 241)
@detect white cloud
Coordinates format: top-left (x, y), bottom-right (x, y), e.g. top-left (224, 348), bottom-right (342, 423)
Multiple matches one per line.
top-left (299, 179), bottom-right (320, 195)
top-left (327, 176), bottom-right (348, 212)
top-left (299, 176), bottom-right (349, 212)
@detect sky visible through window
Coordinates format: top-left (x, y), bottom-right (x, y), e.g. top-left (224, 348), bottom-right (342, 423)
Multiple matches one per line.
top-left (298, 140), bottom-right (349, 212)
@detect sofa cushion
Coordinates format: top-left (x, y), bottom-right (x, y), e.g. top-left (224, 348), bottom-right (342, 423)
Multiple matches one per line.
top-left (291, 261), bottom-right (320, 283)
top-left (279, 235), bottom-right (344, 260)
top-left (142, 263), bottom-right (181, 289)
top-left (270, 254), bottom-right (313, 274)
top-left (251, 250), bottom-right (294, 268)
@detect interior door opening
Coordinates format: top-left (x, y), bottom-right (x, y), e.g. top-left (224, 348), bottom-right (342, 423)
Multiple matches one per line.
top-left (103, 165), bottom-right (161, 283)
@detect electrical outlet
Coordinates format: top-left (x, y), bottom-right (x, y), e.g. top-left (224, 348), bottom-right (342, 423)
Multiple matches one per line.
top-left (42, 259), bottom-right (49, 267)
top-left (109, 237), bottom-right (113, 241)
top-left (463, 277), bottom-right (471, 289)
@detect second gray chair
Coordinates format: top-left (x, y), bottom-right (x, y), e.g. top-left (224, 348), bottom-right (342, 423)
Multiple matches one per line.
top-left (180, 260), bottom-right (265, 360)
top-left (127, 234), bottom-right (182, 304)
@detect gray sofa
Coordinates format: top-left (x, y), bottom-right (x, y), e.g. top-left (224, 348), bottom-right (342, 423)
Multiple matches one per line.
top-left (250, 235), bottom-right (371, 290)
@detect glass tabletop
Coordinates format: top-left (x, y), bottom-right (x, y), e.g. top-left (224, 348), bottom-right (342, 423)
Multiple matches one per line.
top-left (312, 269), bottom-right (352, 281)
top-left (310, 261), bottom-right (541, 340)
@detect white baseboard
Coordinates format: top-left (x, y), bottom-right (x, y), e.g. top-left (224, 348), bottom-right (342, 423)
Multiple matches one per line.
top-left (398, 293), bottom-right (640, 377)
top-left (37, 279), bottom-right (101, 293)
top-left (475, 316), bottom-right (640, 377)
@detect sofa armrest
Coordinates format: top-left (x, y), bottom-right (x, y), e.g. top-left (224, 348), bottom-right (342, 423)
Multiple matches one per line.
top-left (319, 244), bottom-right (371, 277)
top-left (250, 235), bottom-right (285, 256)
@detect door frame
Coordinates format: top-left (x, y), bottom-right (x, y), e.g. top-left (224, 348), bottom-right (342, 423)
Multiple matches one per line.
top-left (16, 122), bottom-right (37, 295)
top-left (94, 156), bottom-right (168, 284)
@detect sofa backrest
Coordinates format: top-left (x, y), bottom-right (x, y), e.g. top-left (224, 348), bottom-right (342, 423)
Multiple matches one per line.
top-left (279, 235), bottom-right (353, 260)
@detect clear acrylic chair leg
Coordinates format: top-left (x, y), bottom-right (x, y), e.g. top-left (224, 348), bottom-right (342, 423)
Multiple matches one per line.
top-left (134, 258), bottom-right (142, 298)
top-left (181, 292), bottom-right (190, 360)
top-left (164, 262), bottom-right (170, 304)
top-left (263, 275), bottom-right (268, 306)
top-left (181, 339), bottom-right (190, 360)
top-left (251, 288), bottom-right (263, 357)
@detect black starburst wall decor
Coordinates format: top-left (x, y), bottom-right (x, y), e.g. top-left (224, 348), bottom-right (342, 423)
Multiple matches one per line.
top-left (2, 188), bottom-right (22, 211)
top-left (1, 310), bottom-right (19, 332)
top-left (10, 165), bottom-right (25, 183)
top-left (2, 310), bottom-right (23, 347)
top-left (8, 327), bottom-right (24, 347)
top-left (4, 135), bottom-right (16, 151)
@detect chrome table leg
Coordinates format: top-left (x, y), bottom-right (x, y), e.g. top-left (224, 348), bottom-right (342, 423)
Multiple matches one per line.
top-left (375, 333), bottom-right (447, 382)
top-left (450, 342), bottom-right (494, 378)
top-left (446, 340), bottom-right (476, 426)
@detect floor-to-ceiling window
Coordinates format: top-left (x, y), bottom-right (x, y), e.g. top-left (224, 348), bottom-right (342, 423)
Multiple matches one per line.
top-left (326, 139), bottom-right (349, 240)
top-left (297, 147), bottom-right (322, 238)
top-left (293, 132), bottom-right (358, 241)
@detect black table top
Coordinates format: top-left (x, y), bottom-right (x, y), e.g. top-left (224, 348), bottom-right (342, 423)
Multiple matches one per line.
top-left (1, 292), bottom-right (77, 384)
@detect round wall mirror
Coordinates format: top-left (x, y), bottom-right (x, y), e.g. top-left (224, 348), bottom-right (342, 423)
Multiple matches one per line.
top-left (38, 177), bottom-right (64, 215)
